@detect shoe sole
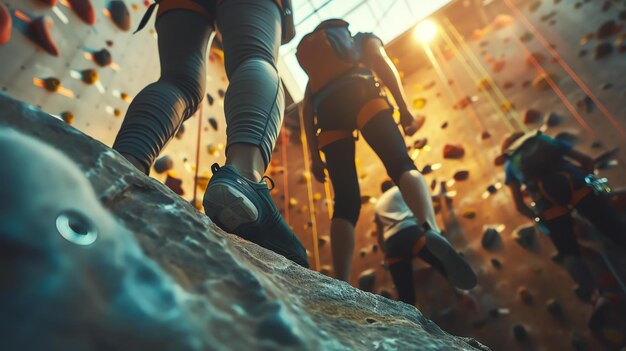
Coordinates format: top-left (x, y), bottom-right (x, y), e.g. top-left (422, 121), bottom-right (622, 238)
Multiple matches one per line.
top-left (425, 230), bottom-right (477, 290)
top-left (203, 183), bottom-right (258, 232)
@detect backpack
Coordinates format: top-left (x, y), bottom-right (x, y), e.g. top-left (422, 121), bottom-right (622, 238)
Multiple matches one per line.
top-left (505, 131), bottom-right (565, 180)
top-left (296, 19), bottom-right (363, 94)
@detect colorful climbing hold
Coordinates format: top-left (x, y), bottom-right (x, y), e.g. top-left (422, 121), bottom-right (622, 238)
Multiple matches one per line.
top-left (494, 154), bottom-right (506, 166)
top-left (413, 138), bottom-right (427, 150)
top-left (453, 96), bottom-right (472, 110)
top-left (208, 117), bottom-right (218, 131)
top-left (490, 258), bottom-right (502, 269)
top-left (525, 52), bottom-right (546, 66)
top-left (476, 77), bottom-right (493, 91)
top-left (514, 225), bottom-right (536, 250)
top-left (60, 111), bottom-right (74, 124)
top-left (491, 60), bottom-right (506, 73)
top-left (579, 33), bottom-right (594, 46)
top-left (443, 144), bottom-right (465, 159)
top-left (164, 173), bottom-right (184, 195)
top-left (517, 286), bottom-right (533, 304)
top-left (544, 112), bottom-right (563, 127)
top-left (481, 227), bottom-right (500, 249)
top-left (595, 42), bottom-right (613, 59)
top-left (66, 0), bottom-right (96, 25)
top-left (522, 109), bottom-right (542, 124)
top-left (154, 155), bottom-right (174, 174)
top-left (512, 324), bottom-right (529, 342)
top-left (597, 20), bottom-right (620, 40)
top-left (492, 14), bottom-right (514, 30)
top-left (462, 209), bottom-right (477, 219)
top-left (0, 3), bottom-right (12, 45)
top-left (37, 0), bottom-right (58, 6)
top-left (113, 108), bottom-right (121, 117)
top-left (412, 97), bottom-right (427, 110)
top-left (532, 72), bottom-right (558, 91)
top-left (28, 16), bottom-right (60, 56)
top-left (520, 31), bottom-right (534, 43)
top-left (93, 48), bottom-right (112, 67)
top-left (577, 95), bottom-right (594, 113)
top-left (81, 69), bottom-right (99, 84)
top-left (108, 1), bottom-right (131, 31)
top-left (43, 77), bottom-right (61, 92)
top-left (453, 170), bottom-right (469, 181)
top-left (546, 299), bottom-right (562, 316)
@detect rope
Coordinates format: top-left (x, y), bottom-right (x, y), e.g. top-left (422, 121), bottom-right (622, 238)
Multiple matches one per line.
top-left (437, 25), bottom-right (516, 132)
top-left (503, 0), bottom-right (625, 136)
top-left (443, 18), bottom-right (527, 132)
top-left (193, 101), bottom-right (204, 204)
top-left (508, 25), bottom-right (596, 137)
top-left (299, 112), bottom-right (321, 271)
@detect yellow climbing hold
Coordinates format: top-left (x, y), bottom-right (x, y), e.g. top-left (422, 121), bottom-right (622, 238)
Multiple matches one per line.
top-left (313, 192), bottom-right (322, 201)
top-left (476, 77), bottom-right (493, 91)
top-left (501, 101), bottom-right (514, 112)
top-left (289, 197), bottom-right (298, 207)
top-left (412, 97), bottom-right (427, 110)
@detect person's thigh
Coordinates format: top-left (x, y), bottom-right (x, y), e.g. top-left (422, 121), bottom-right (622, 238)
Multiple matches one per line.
top-left (543, 215), bottom-right (580, 256)
top-left (360, 111), bottom-right (417, 183)
top-left (216, 0), bottom-right (281, 77)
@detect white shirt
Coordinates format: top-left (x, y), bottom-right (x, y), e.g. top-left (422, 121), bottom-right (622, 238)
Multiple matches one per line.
top-left (374, 186), bottom-right (419, 241)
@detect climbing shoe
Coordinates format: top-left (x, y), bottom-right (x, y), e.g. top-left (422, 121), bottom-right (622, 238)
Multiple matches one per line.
top-left (424, 224), bottom-right (477, 290)
top-left (203, 163), bottom-right (309, 268)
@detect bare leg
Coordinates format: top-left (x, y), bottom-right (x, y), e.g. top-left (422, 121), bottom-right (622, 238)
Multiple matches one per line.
top-left (330, 218), bottom-right (356, 282)
top-left (225, 144), bottom-right (265, 182)
top-left (398, 170), bottom-right (440, 231)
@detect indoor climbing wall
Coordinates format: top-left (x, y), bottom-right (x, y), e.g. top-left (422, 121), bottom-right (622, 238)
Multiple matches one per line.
top-left (0, 0), bottom-right (230, 201)
top-left (269, 0), bottom-right (626, 350)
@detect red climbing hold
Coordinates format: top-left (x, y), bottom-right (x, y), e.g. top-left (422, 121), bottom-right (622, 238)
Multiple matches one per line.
top-left (522, 109), bottom-right (542, 124)
top-left (453, 170), bottom-right (470, 181)
top-left (494, 154), bottom-right (506, 166)
top-left (37, 0), bottom-right (58, 6)
top-left (443, 144), bottom-right (465, 159)
top-left (165, 174), bottom-right (184, 195)
top-left (108, 1), bottom-right (131, 31)
top-left (29, 16), bottom-right (59, 56)
top-left (67, 0), bottom-right (95, 25)
top-left (0, 4), bottom-right (11, 45)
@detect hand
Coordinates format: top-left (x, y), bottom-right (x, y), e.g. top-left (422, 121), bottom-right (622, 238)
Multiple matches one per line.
top-left (399, 109), bottom-right (425, 137)
top-left (311, 158), bottom-right (327, 183)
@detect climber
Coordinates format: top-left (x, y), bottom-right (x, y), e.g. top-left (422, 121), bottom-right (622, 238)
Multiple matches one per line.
top-left (112, 0), bottom-right (309, 268)
top-left (375, 180), bottom-right (477, 305)
top-left (503, 130), bottom-right (626, 303)
top-left (298, 19), bottom-right (476, 287)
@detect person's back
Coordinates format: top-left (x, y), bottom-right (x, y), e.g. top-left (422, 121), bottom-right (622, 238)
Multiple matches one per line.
top-left (374, 186), bottom-right (419, 241)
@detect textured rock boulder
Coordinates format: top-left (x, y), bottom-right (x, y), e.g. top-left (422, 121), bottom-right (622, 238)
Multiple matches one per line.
top-left (0, 94), bottom-right (489, 351)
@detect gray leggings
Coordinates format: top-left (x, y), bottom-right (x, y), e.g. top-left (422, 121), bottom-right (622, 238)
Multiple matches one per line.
top-left (113, 0), bottom-right (283, 173)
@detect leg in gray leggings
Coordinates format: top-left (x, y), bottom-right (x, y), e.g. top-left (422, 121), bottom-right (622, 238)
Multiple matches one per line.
top-left (113, 0), bottom-right (283, 173)
top-left (217, 0), bottom-right (283, 168)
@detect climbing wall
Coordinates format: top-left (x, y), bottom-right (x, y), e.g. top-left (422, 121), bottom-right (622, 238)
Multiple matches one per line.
top-left (268, 0), bottom-right (626, 350)
top-left (0, 0), bottom-right (230, 201)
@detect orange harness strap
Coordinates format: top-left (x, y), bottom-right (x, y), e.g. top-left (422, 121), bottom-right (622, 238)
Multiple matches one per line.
top-left (537, 172), bottom-right (593, 220)
top-left (317, 130), bottom-right (354, 149)
top-left (384, 235), bottom-right (427, 267)
top-left (356, 98), bottom-right (391, 130)
top-left (157, 0), bottom-right (213, 19)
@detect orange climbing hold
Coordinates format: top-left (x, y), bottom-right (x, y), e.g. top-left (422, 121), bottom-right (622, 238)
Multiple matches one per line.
top-left (29, 16), bottom-right (59, 56)
top-left (0, 4), bottom-right (11, 45)
top-left (491, 59), bottom-right (506, 73)
top-left (43, 77), bottom-right (61, 92)
top-left (65, 0), bottom-right (95, 25)
top-left (81, 69), bottom-right (99, 84)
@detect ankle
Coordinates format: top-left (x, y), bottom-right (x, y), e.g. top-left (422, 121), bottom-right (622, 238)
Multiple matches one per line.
top-left (122, 153), bottom-right (148, 175)
top-left (225, 143), bottom-right (265, 182)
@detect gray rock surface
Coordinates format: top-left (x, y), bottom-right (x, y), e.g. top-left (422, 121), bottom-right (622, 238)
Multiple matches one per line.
top-left (0, 93), bottom-right (489, 351)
